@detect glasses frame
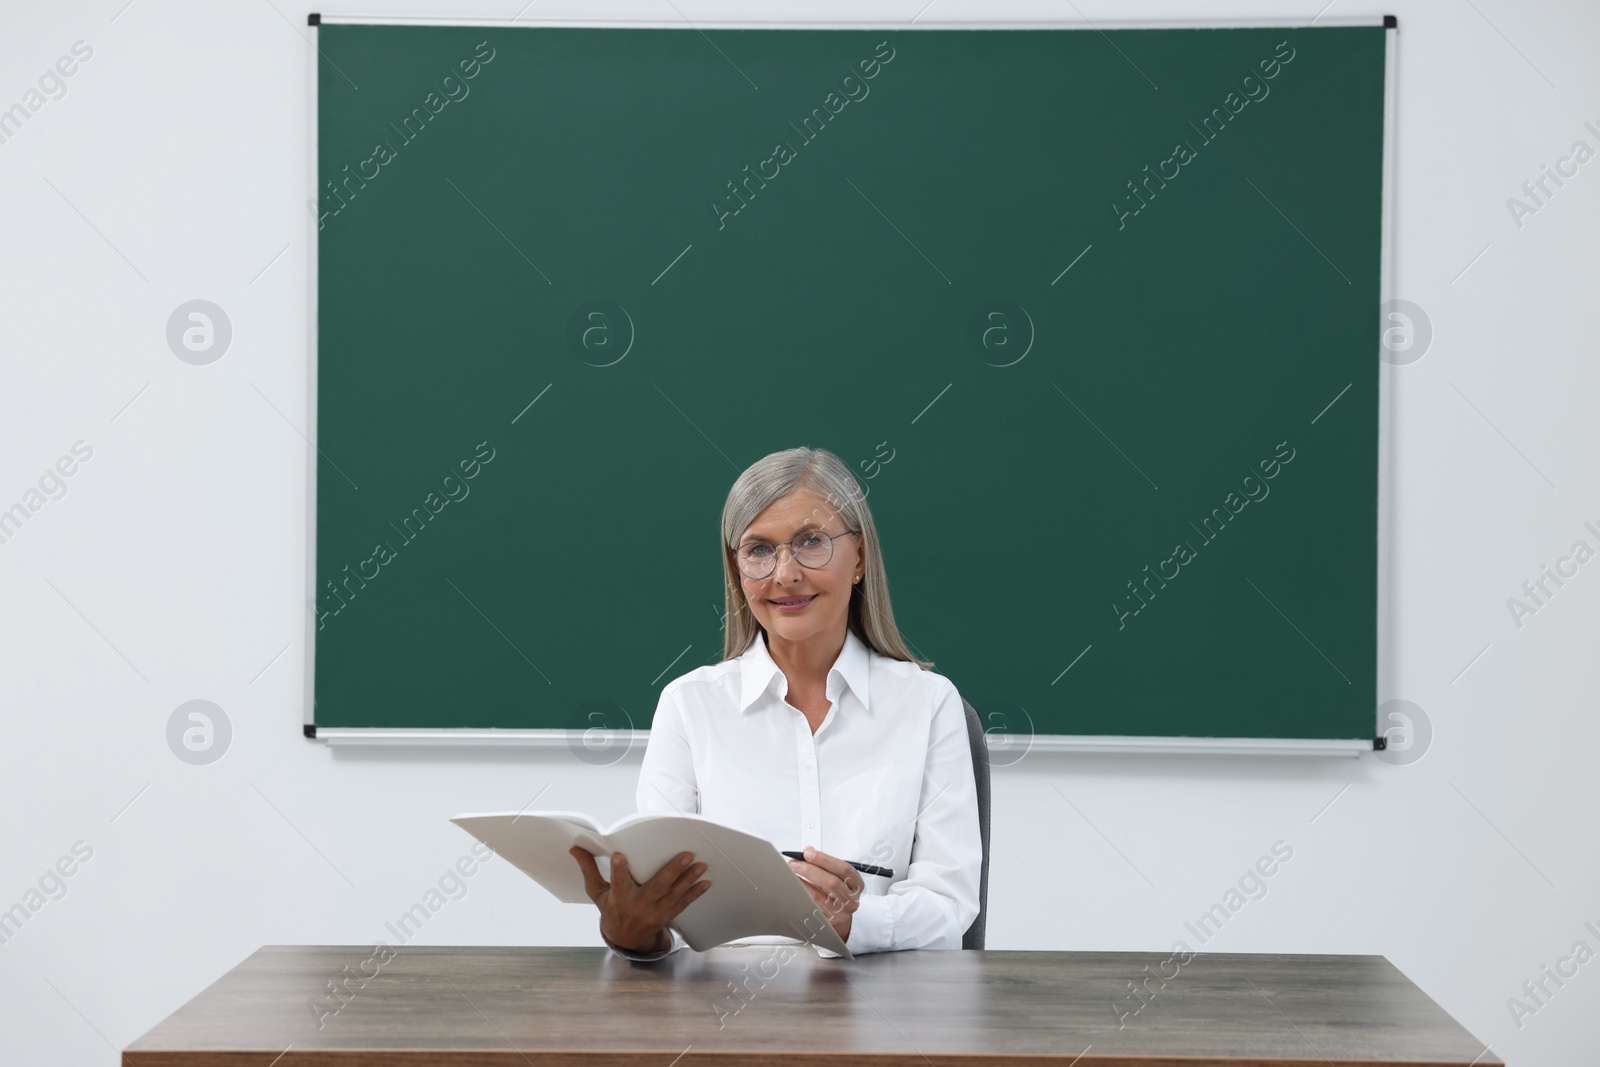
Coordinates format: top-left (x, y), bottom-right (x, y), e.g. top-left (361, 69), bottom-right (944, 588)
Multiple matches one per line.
top-left (735, 529), bottom-right (861, 580)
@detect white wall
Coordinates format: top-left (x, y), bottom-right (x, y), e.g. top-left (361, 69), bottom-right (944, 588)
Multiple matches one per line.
top-left (1, 1), bottom-right (1596, 1064)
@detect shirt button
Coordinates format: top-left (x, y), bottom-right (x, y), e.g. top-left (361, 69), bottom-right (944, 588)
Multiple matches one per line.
top-left (806, 820), bottom-right (815, 828)
top-left (804, 761), bottom-right (814, 770)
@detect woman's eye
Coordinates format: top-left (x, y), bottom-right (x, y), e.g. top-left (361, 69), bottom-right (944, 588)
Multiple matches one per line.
top-left (798, 533), bottom-right (824, 549)
top-left (748, 543), bottom-right (773, 557)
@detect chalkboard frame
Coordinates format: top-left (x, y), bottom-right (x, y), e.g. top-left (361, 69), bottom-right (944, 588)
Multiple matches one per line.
top-left (301, 14), bottom-right (1398, 756)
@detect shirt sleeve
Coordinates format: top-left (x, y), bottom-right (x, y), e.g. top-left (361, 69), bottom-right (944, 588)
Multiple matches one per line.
top-left (602, 685), bottom-right (699, 963)
top-left (602, 923), bottom-right (688, 962)
top-left (636, 682), bottom-right (699, 817)
top-left (818, 678), bottom-right (982, 957)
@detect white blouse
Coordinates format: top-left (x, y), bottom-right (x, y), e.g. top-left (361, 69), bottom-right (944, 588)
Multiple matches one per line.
top-left (602, 626), bottom-right (982, 960)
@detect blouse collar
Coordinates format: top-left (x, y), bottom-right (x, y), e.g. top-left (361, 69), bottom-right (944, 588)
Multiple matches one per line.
top-left (737, 625), bottom-right (872, 715)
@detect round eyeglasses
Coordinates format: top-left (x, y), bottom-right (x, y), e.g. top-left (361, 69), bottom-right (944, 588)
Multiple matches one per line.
top-left (736, 529), bottom-right (860, 580)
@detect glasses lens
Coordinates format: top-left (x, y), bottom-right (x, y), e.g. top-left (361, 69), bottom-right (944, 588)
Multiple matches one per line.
top-left (738, 542), bottom-right (775, 579)
top-left (793, 530), bottom-right (833, 567)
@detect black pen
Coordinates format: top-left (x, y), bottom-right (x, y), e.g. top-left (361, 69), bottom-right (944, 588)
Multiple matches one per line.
top-left (782, 850), bottom-right (894, 879)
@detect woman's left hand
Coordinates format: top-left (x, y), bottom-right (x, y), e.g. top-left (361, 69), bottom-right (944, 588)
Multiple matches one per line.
top-left (786, 845), bottom-right (861, 944)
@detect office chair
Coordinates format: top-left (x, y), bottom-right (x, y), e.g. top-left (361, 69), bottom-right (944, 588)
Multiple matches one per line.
top-left (960, 698), bottom-right (991, 949)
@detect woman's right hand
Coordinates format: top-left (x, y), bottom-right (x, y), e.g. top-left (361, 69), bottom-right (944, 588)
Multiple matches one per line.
top-left (569, 847), bottom-right (711, 954)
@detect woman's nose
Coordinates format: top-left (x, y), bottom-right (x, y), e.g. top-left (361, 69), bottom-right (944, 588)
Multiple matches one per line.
top-left (772, 544), bottom-right (805, 579)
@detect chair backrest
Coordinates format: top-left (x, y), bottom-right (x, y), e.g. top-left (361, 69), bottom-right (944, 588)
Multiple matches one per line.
top-left (960, 698), bottom-right (991, 950)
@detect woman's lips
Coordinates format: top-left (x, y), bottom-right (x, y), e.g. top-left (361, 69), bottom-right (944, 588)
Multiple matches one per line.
top-left (770, 594), bottom-right (817, 612)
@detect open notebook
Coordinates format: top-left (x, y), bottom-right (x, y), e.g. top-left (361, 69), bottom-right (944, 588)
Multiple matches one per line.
top-left (450, 810), bottom-right (853, 957)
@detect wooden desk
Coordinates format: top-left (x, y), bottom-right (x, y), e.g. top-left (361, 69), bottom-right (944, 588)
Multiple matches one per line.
top-left (126, 945), bottom-right (1499, 1066)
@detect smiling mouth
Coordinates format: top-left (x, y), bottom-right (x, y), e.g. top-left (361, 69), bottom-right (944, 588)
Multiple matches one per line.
top-left (770, 595), bottom-right (817, 607)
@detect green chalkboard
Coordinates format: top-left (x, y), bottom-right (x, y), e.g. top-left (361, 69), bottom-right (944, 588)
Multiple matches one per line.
top-left (310, 21), bottom-right (1387, 742)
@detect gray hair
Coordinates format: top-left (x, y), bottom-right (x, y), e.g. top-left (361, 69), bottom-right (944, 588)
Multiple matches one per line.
top-left (719, 446), bottom-right (932, 668)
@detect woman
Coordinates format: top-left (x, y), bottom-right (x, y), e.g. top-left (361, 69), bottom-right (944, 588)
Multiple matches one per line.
top-left (569, 446), bottom-right (982, 958)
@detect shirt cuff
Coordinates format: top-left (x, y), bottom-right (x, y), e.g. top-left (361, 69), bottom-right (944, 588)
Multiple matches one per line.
top-left (601, 924), bottom-right (686, 962)
top-left (815, 893), bottom-right (894, 957)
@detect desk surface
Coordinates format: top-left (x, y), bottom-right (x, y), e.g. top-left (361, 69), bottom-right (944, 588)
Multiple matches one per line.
top-left (126, 945), bottom-right (1499, 1066)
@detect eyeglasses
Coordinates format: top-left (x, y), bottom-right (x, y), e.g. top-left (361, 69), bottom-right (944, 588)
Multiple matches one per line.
top-left (735, 529), bottom-right (860, 580)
